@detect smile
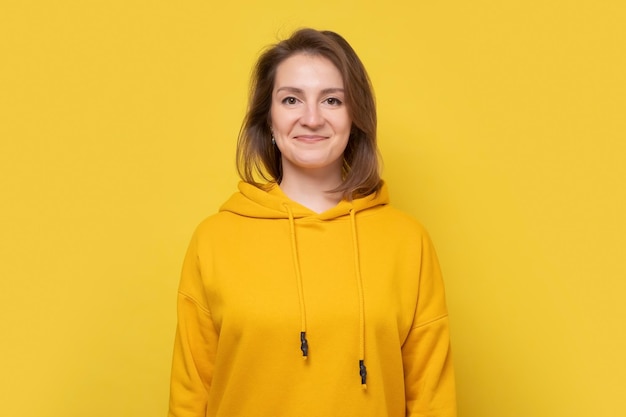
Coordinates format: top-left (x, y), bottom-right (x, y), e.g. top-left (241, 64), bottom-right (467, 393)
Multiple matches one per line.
top-left (293, 135), bottom-right (328, 142)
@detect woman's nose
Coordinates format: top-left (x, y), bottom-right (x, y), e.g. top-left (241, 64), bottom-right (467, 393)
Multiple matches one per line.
top-left (300, 103), bottom-right (324, 128)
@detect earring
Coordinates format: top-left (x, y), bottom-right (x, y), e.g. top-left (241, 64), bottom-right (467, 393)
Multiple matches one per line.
top-left (271, 135), bottom-right (276, 145)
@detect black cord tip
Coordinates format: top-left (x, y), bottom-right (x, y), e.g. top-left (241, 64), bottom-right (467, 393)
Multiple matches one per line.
top-left (300, 332), bottom-right (309, 357)
top-left (359, 359), bottom-right (367, 385)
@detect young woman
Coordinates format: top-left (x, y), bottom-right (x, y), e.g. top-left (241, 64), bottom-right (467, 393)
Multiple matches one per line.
top-left (168, 28), bottom-right (456, 417)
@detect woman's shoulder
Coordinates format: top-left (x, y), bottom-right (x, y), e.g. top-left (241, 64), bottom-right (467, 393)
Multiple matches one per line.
top-left (363, 204), bottom-right (435, 244)
top-left (192, 210), bottom-right (239, 234)
top-left (372, 204), bottom-right (428, 228)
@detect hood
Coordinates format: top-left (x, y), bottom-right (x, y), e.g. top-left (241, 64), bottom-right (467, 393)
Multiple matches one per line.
top-left (220, 181), bottom-right (389, 219)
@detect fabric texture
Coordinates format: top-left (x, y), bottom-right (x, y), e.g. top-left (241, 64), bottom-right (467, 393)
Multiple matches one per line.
top-left (168, 181), bottom-right (456, 417)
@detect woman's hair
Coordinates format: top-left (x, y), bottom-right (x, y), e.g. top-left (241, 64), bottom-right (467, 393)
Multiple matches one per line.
top-left (236, 28), bottom-right (382, 199)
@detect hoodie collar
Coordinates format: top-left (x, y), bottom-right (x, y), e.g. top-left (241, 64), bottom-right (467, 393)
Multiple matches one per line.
top-left (219, 181), bottom-right (389, 220)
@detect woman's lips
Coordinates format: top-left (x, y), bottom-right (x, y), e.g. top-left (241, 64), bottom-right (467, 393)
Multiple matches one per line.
top-left (294, 135), bottom-right (327, 142)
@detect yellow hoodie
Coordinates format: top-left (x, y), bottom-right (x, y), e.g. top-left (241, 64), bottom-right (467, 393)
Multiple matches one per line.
top-left (168, 182), bottom-right (456, 417)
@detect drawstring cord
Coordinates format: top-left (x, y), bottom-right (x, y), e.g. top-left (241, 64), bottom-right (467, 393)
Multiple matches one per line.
top-left (283, 203), bottom-right (366, 387)
top-left (350, 209), bottom-right (367, 389)
top-left (284, 204), bottom-right (309, 359)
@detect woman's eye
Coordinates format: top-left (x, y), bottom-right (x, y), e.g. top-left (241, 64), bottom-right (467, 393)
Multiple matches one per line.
top-left (325, 97), bottom-right (343, 106)
top-left (282, 97), bottom-right (298, 105)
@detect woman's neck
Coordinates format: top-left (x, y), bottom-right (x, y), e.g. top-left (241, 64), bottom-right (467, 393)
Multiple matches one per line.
top-left (279, 168), bottom-right (344, 214)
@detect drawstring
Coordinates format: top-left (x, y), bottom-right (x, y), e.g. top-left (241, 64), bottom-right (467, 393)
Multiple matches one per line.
top-left (284, 204), bottom-right (309, 359)
top-left (350, 209), bottom-right (367, 389)
top-left (283, 203), bottom-right (366, 387)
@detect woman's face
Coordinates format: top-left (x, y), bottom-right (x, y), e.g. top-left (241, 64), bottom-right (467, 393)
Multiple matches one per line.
top-left (270, 53), bottom-right (352, 178)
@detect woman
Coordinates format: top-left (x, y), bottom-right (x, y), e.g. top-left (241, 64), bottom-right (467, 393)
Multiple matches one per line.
top-left (168, 28), bottom-right (456, 417)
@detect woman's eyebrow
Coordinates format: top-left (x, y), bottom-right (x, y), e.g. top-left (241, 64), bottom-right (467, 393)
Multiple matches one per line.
top-left (275, 86), bottom-right (345, 94)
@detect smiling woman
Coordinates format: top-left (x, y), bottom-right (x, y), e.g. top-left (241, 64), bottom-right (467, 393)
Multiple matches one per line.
top-left (270, 53), bottom-right (352, 211)
top-left (237, 29), bottom-right (380, 201)
top-left (168, 28), bottom-right (457, 417)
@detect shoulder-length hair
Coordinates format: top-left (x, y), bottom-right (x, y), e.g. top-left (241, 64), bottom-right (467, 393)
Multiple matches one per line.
top-left (236, 28), bottom-right (382, 199)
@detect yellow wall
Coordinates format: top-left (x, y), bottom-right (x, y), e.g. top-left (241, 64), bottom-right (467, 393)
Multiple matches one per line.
top-left (1, 1), bottom-right (624, 416)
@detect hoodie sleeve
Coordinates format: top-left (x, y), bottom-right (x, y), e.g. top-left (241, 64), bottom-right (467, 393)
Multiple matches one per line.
top-left (402, 231), bottom-right (457, 417)
top-left (168, 230), bottom-right (218, 417)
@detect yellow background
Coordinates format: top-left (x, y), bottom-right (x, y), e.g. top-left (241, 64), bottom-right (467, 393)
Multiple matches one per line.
top-left (1, 1), bottom-right (624, 416)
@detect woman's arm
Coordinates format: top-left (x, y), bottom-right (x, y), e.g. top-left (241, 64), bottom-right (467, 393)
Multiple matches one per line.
top-left (168, 231), bottom-right (218, 417)
top-left (402, 232), bottom-right (457, 417)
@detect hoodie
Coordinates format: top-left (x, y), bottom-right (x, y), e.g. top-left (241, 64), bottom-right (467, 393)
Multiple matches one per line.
top-left (168, 181), bottom-right (456, 417)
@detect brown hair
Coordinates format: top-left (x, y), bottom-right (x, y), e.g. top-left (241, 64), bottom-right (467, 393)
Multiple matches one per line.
top-left (236, 28), bottom-right (382, 199)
